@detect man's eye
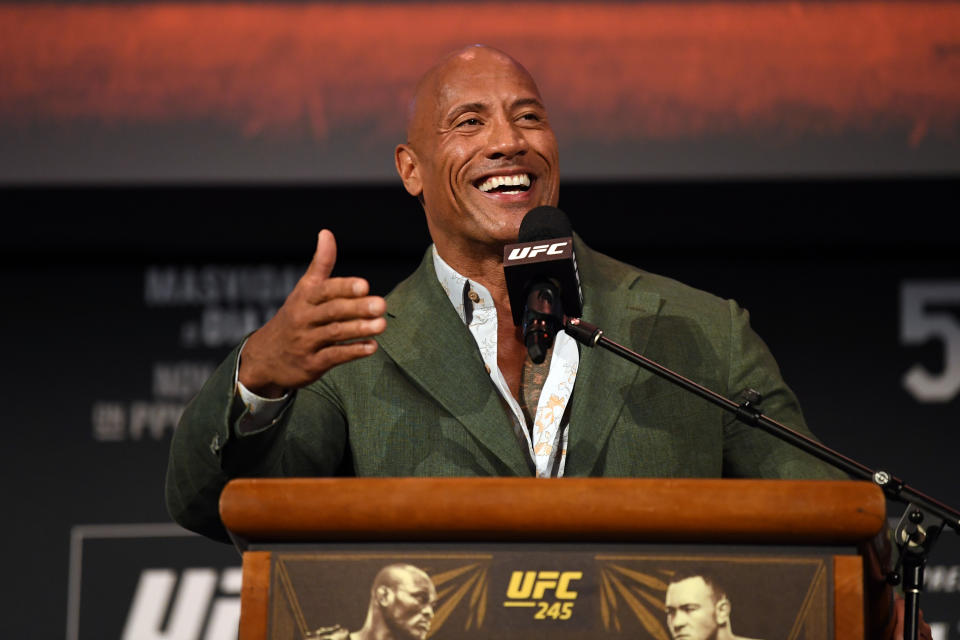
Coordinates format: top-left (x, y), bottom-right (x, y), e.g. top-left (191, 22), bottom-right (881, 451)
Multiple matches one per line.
top-left (457, 117), bottom-right (482, 127)
top-left (519, 113), bottom-right (541, 122)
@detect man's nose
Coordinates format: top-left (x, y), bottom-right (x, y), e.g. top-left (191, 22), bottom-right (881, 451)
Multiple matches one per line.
top-left (485, 117), bottom-right (527, 159)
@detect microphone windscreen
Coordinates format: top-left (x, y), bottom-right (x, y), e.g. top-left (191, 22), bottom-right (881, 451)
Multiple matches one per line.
top-left (504, 206), bottom-right (583, 326)
top-left (518, 206), bottom-right (572, 242)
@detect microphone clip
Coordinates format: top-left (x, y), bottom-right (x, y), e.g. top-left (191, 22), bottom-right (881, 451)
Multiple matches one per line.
top-left (522, 279), bottom-right (564, 364)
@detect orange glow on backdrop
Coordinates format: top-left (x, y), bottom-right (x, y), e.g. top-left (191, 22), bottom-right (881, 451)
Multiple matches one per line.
top-left (2, 1), bottom-right (959, 147)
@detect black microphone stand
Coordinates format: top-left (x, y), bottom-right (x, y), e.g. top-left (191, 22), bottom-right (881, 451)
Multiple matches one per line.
top-left (564, 316), bottom-right (959, 640)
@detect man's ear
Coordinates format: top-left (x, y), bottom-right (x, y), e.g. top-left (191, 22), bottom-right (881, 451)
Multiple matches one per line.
top-left (395, 144), bottom-right (423, 197)
top-left (375, 585), bottom-right (394, 607)
top-left (715, 597), bottom-right (731, 625)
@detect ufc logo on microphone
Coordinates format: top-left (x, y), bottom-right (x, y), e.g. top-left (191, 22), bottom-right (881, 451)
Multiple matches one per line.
top-left (507, 242), bottom-right (568, 261)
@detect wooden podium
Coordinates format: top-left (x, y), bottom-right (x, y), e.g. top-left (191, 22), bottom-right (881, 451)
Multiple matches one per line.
top-left (220, 478), bottom-right (889, 640)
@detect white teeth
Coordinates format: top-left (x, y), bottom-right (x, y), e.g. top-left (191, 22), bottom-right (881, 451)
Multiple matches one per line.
top-left (478, 173), bottom-right (531, 193)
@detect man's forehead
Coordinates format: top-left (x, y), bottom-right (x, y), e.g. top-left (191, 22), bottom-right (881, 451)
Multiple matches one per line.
top-left (667, 576), bottom-right (712, 600)
top-left (439, 70), bottom-right (538, 108)
top-left (409, 46), bottom-right (542, 131)
top-left (410, 572), bottom-right (437, 594)
top-left (394, 567), bottom-right (433, 589)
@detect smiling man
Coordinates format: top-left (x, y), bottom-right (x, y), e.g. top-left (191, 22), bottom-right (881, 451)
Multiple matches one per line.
top-left (394, 46), bottom-right (561, 404)
top-left (166, 45), bottom-right (844, 541)
top-left (395, 46), bottom-right (559, 272)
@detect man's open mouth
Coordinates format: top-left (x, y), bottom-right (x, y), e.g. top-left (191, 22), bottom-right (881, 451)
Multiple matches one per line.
top-left (476, 173), bottom-right (531, 194)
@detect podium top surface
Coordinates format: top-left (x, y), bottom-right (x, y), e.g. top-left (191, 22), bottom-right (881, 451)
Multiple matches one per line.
top-left (219, 477), bottom-right (886, 545)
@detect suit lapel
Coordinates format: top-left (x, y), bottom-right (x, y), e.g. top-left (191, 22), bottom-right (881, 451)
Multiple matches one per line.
top-left (566, 239), bottom-right (662, 475)
top-left (377, 250), bottom-right (534, 476)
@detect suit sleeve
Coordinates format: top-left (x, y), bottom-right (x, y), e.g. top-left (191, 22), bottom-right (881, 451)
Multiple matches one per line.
top-left (164, 343), bottom-right (350, 543)
top-left (720, 300), bottom-right (848, 480)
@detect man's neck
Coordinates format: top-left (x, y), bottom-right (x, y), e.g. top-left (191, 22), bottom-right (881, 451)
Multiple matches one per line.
top-left (717, 626), bottom-right (748, 640)
top-left (432, 240), bottom-right (511, 299)
top-left (433, 242), bottom-right (528, 397)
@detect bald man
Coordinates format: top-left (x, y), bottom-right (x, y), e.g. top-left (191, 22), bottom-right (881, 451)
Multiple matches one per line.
top-left (167, 45), bottom-right (843, 543)
top-left (237, 45), bottom-right (556, 403)
top-left (309, 564), bottom-right (437, 640)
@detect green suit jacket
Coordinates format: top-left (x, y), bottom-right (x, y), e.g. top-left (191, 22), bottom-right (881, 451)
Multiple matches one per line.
top-left (166, 239), bottom-right (843, 542)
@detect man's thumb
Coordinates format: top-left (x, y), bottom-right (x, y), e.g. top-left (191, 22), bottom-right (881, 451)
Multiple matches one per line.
top-left (305, 229), bottom-right (337, 279)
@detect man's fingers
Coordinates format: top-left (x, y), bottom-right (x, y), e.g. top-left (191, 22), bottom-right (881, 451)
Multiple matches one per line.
top-left (307, 316), bottom-right (387, 347)
top-left (311, 340), bottom-right (380, 371)
top-left (304, 276), bottom-right (372, 305)
top-left (304, 229), bottom-right (338, 281)
top-left (303, 295), bottom-right (386, 326)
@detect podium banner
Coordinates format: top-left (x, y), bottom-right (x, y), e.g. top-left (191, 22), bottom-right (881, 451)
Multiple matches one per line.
top-left (263, 545), bottom-right (837, 640)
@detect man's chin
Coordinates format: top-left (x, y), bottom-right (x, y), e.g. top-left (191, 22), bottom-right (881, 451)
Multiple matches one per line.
top-left (397, 622), bottom-right (431, 640)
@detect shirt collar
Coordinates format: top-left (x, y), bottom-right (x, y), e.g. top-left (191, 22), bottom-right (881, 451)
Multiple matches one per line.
top-left (431, 245), bottom-right (496, 325)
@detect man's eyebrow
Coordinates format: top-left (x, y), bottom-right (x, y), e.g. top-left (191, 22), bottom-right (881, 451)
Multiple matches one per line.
top-left (409, 588), bottom-right (434, 602)
top-left (444, 97), bottom-right (545, 122)
top-left (445, 102), bottom-right (488, 121)
top-left (512, 97), bottom-right (545, 110)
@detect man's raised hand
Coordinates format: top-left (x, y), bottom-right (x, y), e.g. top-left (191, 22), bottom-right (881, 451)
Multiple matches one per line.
top-left (238, 230), bottom-right (387, 398)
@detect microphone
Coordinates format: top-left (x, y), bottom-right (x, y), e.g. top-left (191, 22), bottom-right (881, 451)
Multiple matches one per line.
top-left (503, 206), bottom-right (584, 363)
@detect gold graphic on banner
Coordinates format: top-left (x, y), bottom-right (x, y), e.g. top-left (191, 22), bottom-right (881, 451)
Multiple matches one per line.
top-left (273, 559), bottom-right (312, 640)
top-left (787, 561), bottom-right (828, 640)
top-left (502, 570), bottom-right (582, 620)
top-left (598, 562), bottom-right (670, 639)
top-left (428, 562), bottom-right (491, 634)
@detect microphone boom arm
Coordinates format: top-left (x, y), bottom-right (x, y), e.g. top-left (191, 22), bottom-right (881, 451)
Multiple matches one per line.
top-left (564, 316), bottom-right (960, 532)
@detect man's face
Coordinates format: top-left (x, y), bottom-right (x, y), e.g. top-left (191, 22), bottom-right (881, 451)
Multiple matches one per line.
top-left (381, 569), bottom-right (438, 640)
top-left (664, 577), bottom-right (722, 640)
top-left (397, 47), bottom-right (560, 256)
